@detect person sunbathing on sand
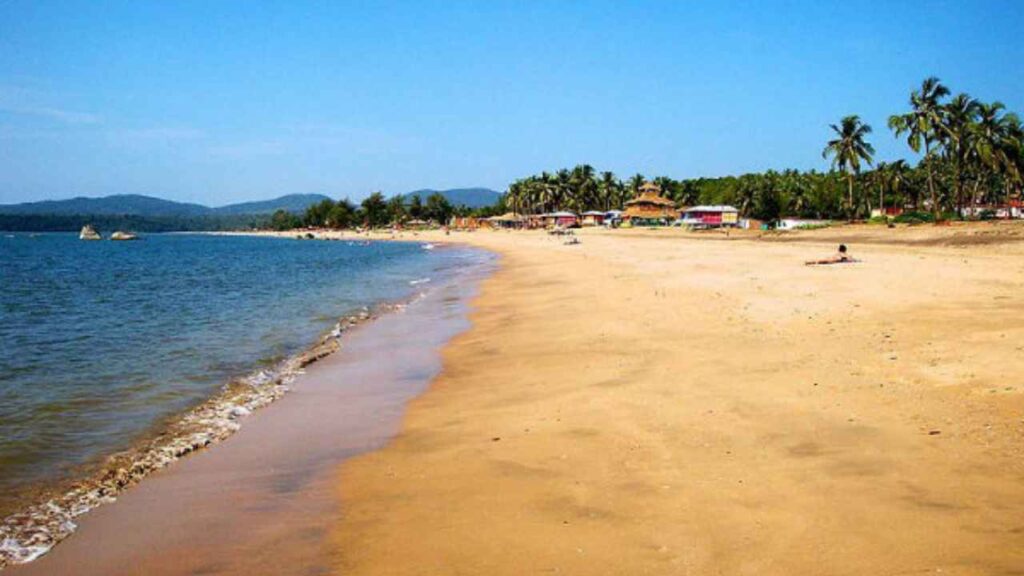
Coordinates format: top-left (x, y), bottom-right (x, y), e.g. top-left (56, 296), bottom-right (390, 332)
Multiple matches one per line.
top-left (806, 244), bottom-right (859, 266)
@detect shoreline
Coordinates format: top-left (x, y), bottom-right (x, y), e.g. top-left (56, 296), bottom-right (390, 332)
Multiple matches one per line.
top-left (0, 298), bottom-right (395, 567)
top-left (1, 238), bottom-right (495, 572)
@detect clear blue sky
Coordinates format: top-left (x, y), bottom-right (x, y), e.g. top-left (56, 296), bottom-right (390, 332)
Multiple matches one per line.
top-left (1, 0), bottom-right (1022, 205)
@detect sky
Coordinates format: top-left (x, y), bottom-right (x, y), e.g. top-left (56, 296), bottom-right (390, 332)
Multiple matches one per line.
top-left (1, 1), bottom-right (1022, 206)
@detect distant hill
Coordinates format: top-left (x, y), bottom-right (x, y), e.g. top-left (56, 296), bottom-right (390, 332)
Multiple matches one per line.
top-left (0, 193), bottom-right (335, 232)
top-left (212, 193), bottom-right (333, 215)
top-left (0, 194), bottom-right (211, 216)
top-left (401, 188), bottom-right (502, 208)
top-left (0, 193), bottom-right (331, 217)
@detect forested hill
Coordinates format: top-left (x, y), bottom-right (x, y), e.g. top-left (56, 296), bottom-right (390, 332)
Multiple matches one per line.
top-left (0, 193), bottom-right (332, 217)
top-left (0, 193), bottom-right (333, 232)
top-left (0, 194), bottom-right (211, 216)
top-left (401, 188), bottom-right (501, 208)
top-left (210, 194), bottom-right (333, 215)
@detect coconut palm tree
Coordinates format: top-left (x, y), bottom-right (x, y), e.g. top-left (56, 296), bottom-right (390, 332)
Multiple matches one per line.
top-left (941, 93), bottom-right (982, 215)
top-left (873, 160), bottom-right (910, 217)
top-left (598, 171), bottom-right (620, 211)
top-left (570, 164), bottom-right (598, 211)
top-left (505, 181), bottom-right (525, 215)
top-left (888, 77), bottom-right (950, 218)
top-left (780, 169), bottom-right (810, 216)
top-left (627, 173), bottom-right (645, 197)
top-left (823, 115), bottom-right (875, 219)
top-left (889, 160), bottom-right (910, 213)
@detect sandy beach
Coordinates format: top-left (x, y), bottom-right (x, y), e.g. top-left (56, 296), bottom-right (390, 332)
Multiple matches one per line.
top-left (324, 224), bottom-right (1024, 575)
top-left (8, 224), bottom-right (1024, 575)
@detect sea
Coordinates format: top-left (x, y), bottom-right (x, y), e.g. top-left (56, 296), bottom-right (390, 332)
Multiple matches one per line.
top-left (0, 232), bottom-right (486, 565)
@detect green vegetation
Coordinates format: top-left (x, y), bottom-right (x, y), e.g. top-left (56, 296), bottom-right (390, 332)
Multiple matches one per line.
top-left (822, 115), bottom-right (874, 219)
top-left (269, 210), bottom-right (302, 231)
top-left (287, 191), bottom-right (501, 231)
top-left (892, 211), bottom-right (937, 225)
top-left (506, 77), bottom-right (1023, 223)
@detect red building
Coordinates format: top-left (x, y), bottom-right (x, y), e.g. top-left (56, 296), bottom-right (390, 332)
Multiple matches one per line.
top-left (679, 205), bottom-right (739, 228)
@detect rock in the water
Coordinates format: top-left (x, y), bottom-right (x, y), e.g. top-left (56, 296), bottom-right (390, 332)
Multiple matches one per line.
top-left (79, 225), bottom-right (101, 240)
top-left (110, 231), bottom-right (138, 241)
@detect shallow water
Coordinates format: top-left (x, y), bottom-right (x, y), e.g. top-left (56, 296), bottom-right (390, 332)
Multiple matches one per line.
top-left (10, 247), bottom-right (494, 575)
top-left (0, 233), bottom-right (467, 515)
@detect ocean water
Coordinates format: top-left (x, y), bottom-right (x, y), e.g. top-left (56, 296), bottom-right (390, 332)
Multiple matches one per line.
top-left (0, 233), bottom-right (475, 520)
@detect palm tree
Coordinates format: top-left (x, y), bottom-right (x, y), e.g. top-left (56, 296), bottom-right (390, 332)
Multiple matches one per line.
top-left (553, 169), bottom-right (571, 211)
top-left (598, 171), bottom-right (619, 211)
top-left (823, 115), bottom-right (875, 219)
top-left (941, 93), bottom-right (982, 215)
top-left (888, 160), bottom-right (909, 214)
top-left (1002, 115), bottom-right (1024, 206)
top-left (780, 169), bottom-right (809, 216)
top-left (873, 160), bottom-right (909, 217)
top-left (627, 173), bottom-right (645, 197)
top-left (537, 172), bottom-right (555, 213)
top-left (973, 102), bottom-right (1024, 212)
top-left (888, 77), bottom-right (950, 218)
top-left (505, 181), bottom-right (525, 215)
top-left (735, 174), bottom-right (759, 217)
top-left (571, 164), bottom-right (598, 211)
top-left (869, 161), bottom-right (889, 216)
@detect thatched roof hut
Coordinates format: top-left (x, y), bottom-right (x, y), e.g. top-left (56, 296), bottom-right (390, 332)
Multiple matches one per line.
top-left (622, 182), bottom-right (677, 221)
top-left (486, 212), bottom-right (526, 229)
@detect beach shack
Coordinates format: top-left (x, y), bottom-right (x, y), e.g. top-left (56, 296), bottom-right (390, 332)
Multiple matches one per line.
top-left (679, 205), bottom-right (739, 228)
top-left (486, 212), bottom-right (526, 229)
top-left (622, 182), bottom-right (677, 225)
top-left (450, 216), bottom-right (483, 230)
top-left (580, 211), bottom-right (606, 226)
top-left (604, 209), bottom-right (624, 227)
top-left (525, 214), bottom-right (546, 229)
top-left (404, 219), bottom-right (433, 230)
top-left (543, 211), bottom-right (579, 228)
top-left (959, 202), bottom-right (1024, 219)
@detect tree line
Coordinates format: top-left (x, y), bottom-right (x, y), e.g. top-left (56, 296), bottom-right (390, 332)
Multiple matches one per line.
top-left (271, 191), bottom-right (507, 231)
top-left (506, 77), bottom-right (1022, 222)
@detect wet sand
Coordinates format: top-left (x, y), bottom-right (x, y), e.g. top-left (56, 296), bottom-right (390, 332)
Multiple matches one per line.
top-left (10, 251), bottom-right (491, 576)
top-left (328, 224), bottom-right (1024, 575)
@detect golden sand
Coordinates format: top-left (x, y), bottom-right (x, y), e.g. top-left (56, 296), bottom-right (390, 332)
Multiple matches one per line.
top-left (325, 224), bottom-right (1024, 575)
